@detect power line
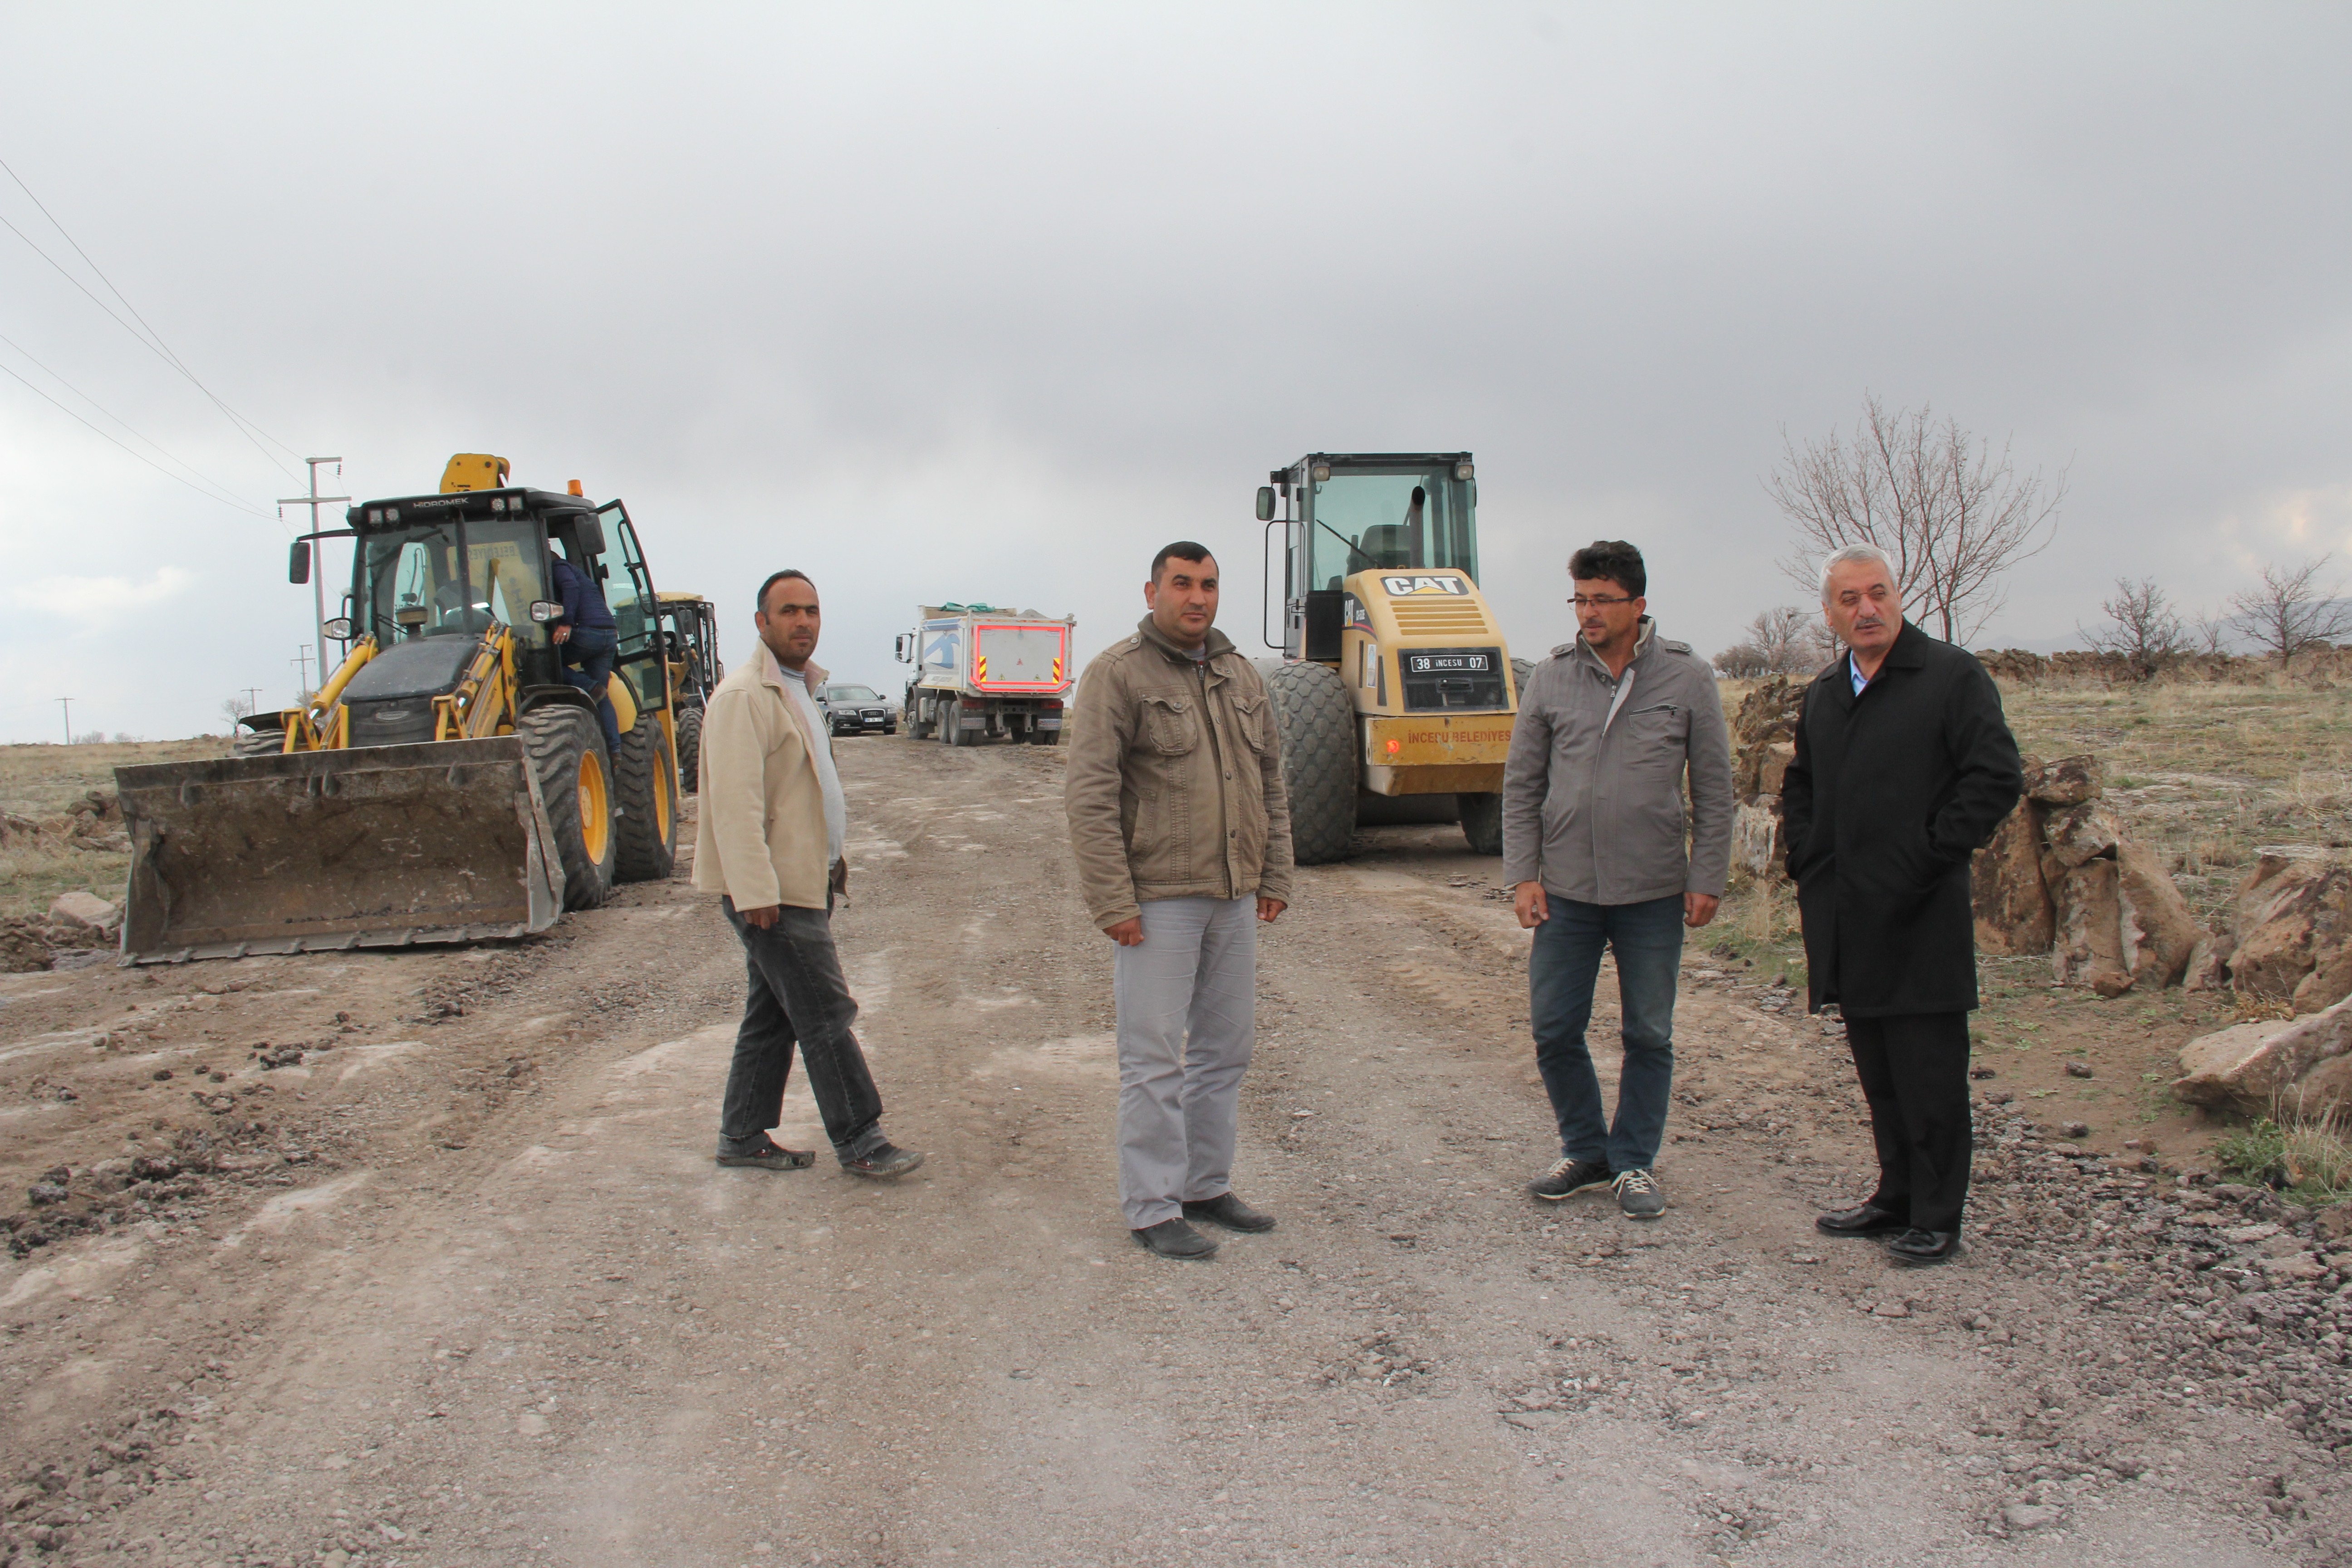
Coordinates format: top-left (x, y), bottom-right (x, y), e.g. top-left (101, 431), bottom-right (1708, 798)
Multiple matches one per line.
top-left (0, 331), bottom-right (271, 513)
top-left (0, 157), bottom-right (303, 478)
top-left (0, 359), bottom-right (273, 518)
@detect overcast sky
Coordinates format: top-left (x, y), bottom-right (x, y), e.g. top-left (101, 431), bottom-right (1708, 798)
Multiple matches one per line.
top-left (3, 3), bottom-right (2347, 740)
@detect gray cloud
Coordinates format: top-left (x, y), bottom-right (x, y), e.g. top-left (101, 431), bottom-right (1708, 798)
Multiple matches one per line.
top-left (3, 3), bottom-right (2347, 738)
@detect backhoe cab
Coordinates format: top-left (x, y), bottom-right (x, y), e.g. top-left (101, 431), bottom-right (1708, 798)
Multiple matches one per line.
top-left (1258, 452), bottom-right (1528, 863)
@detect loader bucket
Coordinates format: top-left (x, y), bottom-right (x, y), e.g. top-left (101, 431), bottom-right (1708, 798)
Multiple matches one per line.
top-left (113, 738), bottom-right (566, 964)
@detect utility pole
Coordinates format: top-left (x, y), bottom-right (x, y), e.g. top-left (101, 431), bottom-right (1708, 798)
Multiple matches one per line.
top-left (56, 697), bottom-right (74, 745)
top-left (241, 686), bottom-right (265, 717)
top-left (279, 457), bottom-right (350, 665)
top-left (291, 645), bottom-right (314, 699)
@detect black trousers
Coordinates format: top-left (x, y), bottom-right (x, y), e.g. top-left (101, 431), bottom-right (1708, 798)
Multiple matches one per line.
top-left (718, 897), bottom-right (887, 1161)
top-left (1844, 1011), bottom-right (1972, 1234)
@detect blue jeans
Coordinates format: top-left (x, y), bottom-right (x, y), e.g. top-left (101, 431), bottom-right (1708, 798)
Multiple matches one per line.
top-left (560, 626), bottom-right (623, 757)
top-left (1529, 892), bottom-right (1684, 1173)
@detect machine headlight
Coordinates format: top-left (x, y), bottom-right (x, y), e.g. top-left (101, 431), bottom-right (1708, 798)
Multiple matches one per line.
top-left (529, 600), bottom-right (562, 623)
top-left (1455, 462), bottom-right (1475, 480)
top-left (1311, 464), bottom-right (1331, 482)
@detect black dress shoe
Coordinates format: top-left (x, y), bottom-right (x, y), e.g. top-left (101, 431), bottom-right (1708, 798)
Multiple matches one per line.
top-left (1182, 1192), bottom-right (1276, 1233)
top-left (1886, 1228), bottom-right (1960, 1264)
top-left (1133, 1218), bottom-right (1220, 1260)
top-left (1815, 1203), bottom-right (1908, 1237)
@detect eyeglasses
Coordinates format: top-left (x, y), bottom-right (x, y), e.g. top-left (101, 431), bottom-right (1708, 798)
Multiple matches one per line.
top-left (1570, 594), bottom-right (1634, 608)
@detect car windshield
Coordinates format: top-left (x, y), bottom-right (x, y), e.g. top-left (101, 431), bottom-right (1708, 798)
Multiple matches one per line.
top-left (828, 686), bottom-right (880, 702)
top-left (1305, 467), bottom-right (1477, 593)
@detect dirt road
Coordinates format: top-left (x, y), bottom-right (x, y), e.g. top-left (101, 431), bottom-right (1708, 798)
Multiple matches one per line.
top-left (5, 736), bottom-right (2348, 1567)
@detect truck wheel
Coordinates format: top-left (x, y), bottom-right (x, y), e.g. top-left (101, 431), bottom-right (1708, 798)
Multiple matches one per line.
top-left (1027, 725), bottom-right (1059, 745)
top-left (947, 708), bottom-right (976, 746)
top-left (1266, 660), bottom-right (1357, 864)
top-left (1510, 657), bottom-right (1535, 705)
top-left (676, 706), bottom-right (703, 794)
top-left (907, 691), bottom-right (931, 739)
top-left (1458, 793), bottom-right (1504, 855)
top-left (614, 710), bottom-right (680, 881)
top-left (519, 705), bottom-right (617, 910)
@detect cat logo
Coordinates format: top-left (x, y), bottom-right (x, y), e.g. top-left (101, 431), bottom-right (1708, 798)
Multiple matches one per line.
top-left (1379, 574), bottom-right (1470, 597)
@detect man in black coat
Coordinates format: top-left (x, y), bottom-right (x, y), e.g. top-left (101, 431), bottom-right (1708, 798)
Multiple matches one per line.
top-left (1781, 544), bottom-right (2024, 1264)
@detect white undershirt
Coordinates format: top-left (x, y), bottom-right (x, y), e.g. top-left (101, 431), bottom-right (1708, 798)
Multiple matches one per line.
top-left (778, 665), bottom-right (846, 866)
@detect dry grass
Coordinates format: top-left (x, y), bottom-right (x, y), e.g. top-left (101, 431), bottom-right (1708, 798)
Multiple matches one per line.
top-left (0, 737), bottom-right (225, 921)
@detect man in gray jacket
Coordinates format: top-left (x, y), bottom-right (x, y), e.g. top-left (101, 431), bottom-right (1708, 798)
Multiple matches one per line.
top-left (1502, 540), bottom-right (1733, 1219)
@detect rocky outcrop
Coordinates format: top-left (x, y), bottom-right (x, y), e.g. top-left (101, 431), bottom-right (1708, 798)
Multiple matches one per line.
top-left (2183, 849), bottom-right (2352, 1015)
top-left (1968, 752), bottom-right (2200, 995)
top-left (2175, 997), bottom-right (2352, 1118)
top-left (1728, 677), bottom-right (1805, 882)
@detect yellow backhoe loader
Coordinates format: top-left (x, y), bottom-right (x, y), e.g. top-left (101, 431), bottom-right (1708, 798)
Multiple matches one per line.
top-left (113, 455), bottom-right (683, 963)
top-left (1256, 451), bottom-right (1530, 863)
top-left (656, 590), bottom-right (725, 793)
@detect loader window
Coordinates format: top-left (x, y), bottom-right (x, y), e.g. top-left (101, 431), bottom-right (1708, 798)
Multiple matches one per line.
top-left (364, 526), bottom-right (466, 643)
top-left (463, 517), bottom-right (548, 646)
top-left (1305, 470), bottom-right (1477, 592)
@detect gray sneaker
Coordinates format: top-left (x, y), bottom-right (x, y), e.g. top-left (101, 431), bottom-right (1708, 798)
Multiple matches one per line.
top-left (1613, 1167), bottom-right (1666, 1220)
top-left (1528, 1156), bottom-right (1613, 1201)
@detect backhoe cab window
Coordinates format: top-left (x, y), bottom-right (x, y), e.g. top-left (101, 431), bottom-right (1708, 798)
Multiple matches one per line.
top-left (360, 518), bottom-right (548, 646)
top-left (1306, 470), bottom-right (1476, 592)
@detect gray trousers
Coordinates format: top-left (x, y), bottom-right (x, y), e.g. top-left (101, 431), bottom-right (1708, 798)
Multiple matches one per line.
top-left (1114, 894), bottom-right (1258, 1228)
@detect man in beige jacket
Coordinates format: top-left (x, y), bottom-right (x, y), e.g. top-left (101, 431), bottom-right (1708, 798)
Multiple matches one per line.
top-left (694, 569), bottom-right (923, 1179)
top-left (1065, 542), bottom-right (1294, 1259)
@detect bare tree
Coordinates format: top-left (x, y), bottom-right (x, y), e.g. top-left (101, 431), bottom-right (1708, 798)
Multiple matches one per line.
top-left (2228, 558), bottom-right (2352, 665)
top-left (1713, 643), bottom-right (1769, 678)
top-left (1750, 606), bottom-right (1837, 673)
top-left (1768, 394), bottom-right (2066, 643)
top-left (2188, 612), bottom-right (2234, 656)
top-left (2079, 577), bottom-right (2184, 675)
top-left (219, 694), bottom-right (254, 730)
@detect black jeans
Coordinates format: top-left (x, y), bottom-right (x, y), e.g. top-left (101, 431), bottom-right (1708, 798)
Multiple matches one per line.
top-left (1845, 1011), bottom-right (1972, 1234)
top-left (719, 897), bottom-right (887, 1161)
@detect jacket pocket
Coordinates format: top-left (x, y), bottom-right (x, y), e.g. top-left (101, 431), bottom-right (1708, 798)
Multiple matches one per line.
top-left (1230, 692), bottom-right (1271, 754)
top-left (1143, 695), bottom-right (1198, 755)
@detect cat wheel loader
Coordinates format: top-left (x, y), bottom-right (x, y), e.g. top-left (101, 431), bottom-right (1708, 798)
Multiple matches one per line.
top-left (656, 591), bottom-right (725, 793)
top-left (1255, 451), bottom-right (1530, 864)
top-left (112, 455), bottom-right (683, 963)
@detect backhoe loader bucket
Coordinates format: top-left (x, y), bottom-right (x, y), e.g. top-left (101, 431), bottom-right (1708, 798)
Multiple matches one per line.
top-left (114, 738), bottom-right (565, 964)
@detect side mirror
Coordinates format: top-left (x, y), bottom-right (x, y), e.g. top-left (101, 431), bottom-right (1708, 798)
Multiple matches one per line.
top-left (322, 617), bottom-right (353, 641)
top-left (1255, 486), bottom-right (1276, 523)
top-left (289, 539), bottom-right (311, 584)
top-left (894, 633), bottom-right (912, 662)
top-left (529, 601), bottom-right (562, 623)
top-left (575, 514), bottom-right (608, 558)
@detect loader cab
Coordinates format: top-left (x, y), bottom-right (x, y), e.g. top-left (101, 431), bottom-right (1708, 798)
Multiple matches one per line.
top-left (343, 488), bottom-right (664, 720)
top-left (1267, 452), bottom-right (1478, 662)
top-left (657, 593), bottom-right (724, 710)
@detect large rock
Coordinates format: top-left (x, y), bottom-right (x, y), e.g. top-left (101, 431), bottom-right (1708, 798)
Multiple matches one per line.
top-left (2117, 840), bottom-right (2201, 989)
top-left (2024, 755), bottom-right (2103, 807)
top-left (1730, 677), bottom-right (1806, 799)
top-left (2292, 1056), bottom-right (2352, 1120)
top-left (2174, 998), bottom-right (2352, 1113)
top-left (1754, 741), bottom-right (1795, 798)
top-left (2224, 853), bottom-right (2352, 1006)
top-left (49, 891), bottom-right (121, 932)
top-left (2050, 858), bottom-right (2133, 996)
top-left (1973, 802), bottom-right (2054, 955)
top-left (2043, 802), bottom-right (2122, 869)
top-left (1733, 799), bottom-right (1783, 882)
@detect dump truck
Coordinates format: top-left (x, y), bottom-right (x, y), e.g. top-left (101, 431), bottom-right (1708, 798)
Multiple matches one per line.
top-left (113, 454), bottom-right (683, 963)
top-left (657, 590), bottom-right (725, 791)
top-left (1255, 451), bottom-right (1530, 862)
top-left (894, 604), bottom-right (1074, 746)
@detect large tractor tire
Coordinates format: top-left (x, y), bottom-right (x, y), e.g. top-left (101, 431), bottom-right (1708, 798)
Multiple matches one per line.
top-left (1458, 793), bottom-right (1504, 854)
top-left (676, 705), bottom-right (703, 794)
top-left (614, 710), bottom-right (680, 882)
top-left (1266, 660), bottom-right (1357, 865)
top-left (519, 705), bottom-right (617, 910)
top-left (1511, 656), bottom-right (1536, 701)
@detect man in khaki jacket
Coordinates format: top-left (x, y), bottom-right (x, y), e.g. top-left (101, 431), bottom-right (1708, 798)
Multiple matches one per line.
top-left (1065, 542), bottom-right (1294, 1260)
top-left (694, 569), bottom-right (922, 1179)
